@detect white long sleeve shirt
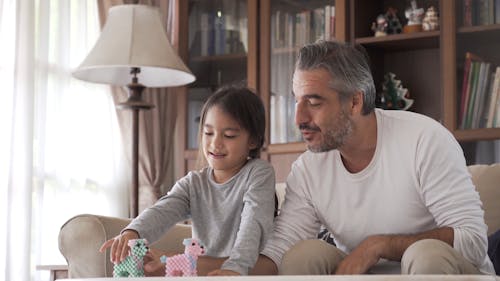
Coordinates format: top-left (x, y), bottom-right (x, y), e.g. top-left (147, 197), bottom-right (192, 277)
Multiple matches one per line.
top-left (262, 109), bottom-right (494, 274)
top-left (126, 158), bottom-right (276, 275)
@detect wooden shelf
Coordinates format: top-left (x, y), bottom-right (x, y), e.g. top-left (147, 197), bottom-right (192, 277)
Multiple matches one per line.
top-left (266, 142), bottom-right (307, 154)
top-left (355, 31), bottom-right (440, 51)
top-left (456, 24), bottom-right (500, 45)
top-left (453, 128), bottom-right (500, 142)
top-left (457, 23), bottom-right (500, 34)
top-left (189, 53), bottom-right (247, 62)
top-left (272, 47), bottom-right (300, 55)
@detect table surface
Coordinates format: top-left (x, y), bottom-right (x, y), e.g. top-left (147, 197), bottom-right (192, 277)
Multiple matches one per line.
top-left (59, 275), bottom-right (499, 281)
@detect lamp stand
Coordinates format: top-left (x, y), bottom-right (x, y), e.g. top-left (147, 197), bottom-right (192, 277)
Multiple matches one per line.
top-left (117, 67), bottom-right (153, 218)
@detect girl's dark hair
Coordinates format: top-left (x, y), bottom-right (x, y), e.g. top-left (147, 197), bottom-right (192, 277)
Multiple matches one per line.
top-left (198, 84), bottom-right (266, 159)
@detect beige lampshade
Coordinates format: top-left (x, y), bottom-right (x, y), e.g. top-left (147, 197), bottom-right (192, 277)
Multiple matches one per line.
top-left (73, 4), bottom-right (195, 87)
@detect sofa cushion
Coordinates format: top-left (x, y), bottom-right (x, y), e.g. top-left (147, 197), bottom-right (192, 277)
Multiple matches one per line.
top-left (468, 164), bottom-right (500, 236)
top-left (58, 214), bottom-right (191, 278)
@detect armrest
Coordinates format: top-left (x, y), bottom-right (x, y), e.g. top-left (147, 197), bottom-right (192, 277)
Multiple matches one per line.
top-left (58, 214), bottom-right (191, 278)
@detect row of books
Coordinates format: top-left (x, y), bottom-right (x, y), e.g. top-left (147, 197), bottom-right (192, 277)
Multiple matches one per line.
top-left (463, 0), bottom-right (500, 26)
top-left (189, 13), bottom-right (247, 57)
top-left (188, 0), bottom-right (248, 57)
top-left (272, 5), bottom-right (335, 49)
top-left (459, 52), bottom-right (500, 129)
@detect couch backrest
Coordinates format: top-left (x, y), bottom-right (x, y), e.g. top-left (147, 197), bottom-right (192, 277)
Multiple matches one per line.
top-left (468, 164), bottom-right (500, 236)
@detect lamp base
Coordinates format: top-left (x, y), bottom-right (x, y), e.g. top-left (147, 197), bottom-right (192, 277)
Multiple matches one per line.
top-left (117, 79), bottom-right (154, 218)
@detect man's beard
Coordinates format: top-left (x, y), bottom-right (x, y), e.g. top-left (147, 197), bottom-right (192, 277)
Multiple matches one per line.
top-left (306, 109), bottom-right (353, 153)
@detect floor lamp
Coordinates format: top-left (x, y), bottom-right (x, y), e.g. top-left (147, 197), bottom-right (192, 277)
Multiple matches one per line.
top-left (72, 4), bottom-right (195, 218)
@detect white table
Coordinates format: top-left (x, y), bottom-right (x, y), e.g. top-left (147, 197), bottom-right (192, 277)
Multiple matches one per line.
top-left (59, 275), bottom-right (499, 281)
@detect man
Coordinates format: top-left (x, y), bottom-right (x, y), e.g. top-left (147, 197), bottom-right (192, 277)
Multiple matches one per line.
top-left (255, 40), bottom-right (494, 275)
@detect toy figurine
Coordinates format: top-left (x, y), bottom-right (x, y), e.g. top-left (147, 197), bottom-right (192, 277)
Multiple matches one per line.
top-left (385, 7), bottom-right (403, 34)
top-left (372, 7), bottom-right (403, 37)
top-left (422, 6), bottom-right (439, 31)
top-left (161, 238), bottom-right (205, 277)
top-left (372, 14), bottom-right (388, 37)
top-left (380, 72), bottom-right (413, 111)
top-left (404, 0), bottom-right (424, 33)
top-left (113, 239), bottom-right (148, 277)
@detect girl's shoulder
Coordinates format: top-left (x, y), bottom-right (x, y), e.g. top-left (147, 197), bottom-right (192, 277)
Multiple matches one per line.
top-left (239, 158), bottom-right (275, 180)
top-left (177, 167), bottom-right (211, 185)
top-left (245, 158), bottom-right (274, 171)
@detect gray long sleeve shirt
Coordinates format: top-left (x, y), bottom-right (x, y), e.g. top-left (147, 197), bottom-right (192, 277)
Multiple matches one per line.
top-left (126, 158), bottom-right (276, 275)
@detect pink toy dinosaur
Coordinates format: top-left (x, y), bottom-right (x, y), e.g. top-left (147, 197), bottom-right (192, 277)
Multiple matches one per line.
top-left (161, 238), bottom-right (205, 276)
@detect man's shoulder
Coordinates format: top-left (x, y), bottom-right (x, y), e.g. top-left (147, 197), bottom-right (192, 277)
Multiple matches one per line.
top-left (377, 108), bottom-right (447, 137)
top-left (377, 108), bottom-right (438, 125)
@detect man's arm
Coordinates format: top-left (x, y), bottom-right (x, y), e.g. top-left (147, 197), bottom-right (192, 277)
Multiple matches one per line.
top-left (250, 255), bottom-right (279, 275)
top-left (335, 226), bottom-right (453, 274)
top-left (380, 227), bottom-right (453, 261)
top-left (196, 256), bottom-right (227, 276)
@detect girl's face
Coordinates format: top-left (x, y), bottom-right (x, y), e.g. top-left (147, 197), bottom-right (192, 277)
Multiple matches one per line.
top-left (202, 106), bottom-right (256, 183)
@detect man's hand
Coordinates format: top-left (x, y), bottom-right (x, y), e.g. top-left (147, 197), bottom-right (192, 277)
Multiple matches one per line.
top-left (335, 235), bottom-right (388, 275)
top-left (207, 269), bottom-right (241, 276)
top-left (99, 230), bottom-right (139, 264)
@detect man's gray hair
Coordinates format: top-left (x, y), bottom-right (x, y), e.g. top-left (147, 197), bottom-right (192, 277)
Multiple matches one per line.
top-left (295, 40), bottom-right (376, 115)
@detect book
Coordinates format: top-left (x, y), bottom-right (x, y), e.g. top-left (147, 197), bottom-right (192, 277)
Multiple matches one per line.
top-left (486, 67), bottom-right (500, 128)
top-left (465, 61), bottom-right (482, 128)
top-left (330, 5), bottom-right (335, 38)
top-left (496, 0), bottom-right (500, 23)
top-left (472, 62), bottom-right (491, 128)
top-left (459, 52), bottom-right (483, 128)
top-left (495, 88), bottom-right (500, 127)
top-left (477, 0), bottom-right (494, 25)
top-left (463, 0), bottom-right (473, 26)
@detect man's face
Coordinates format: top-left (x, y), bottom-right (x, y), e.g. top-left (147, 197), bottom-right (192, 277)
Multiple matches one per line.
top-left (293, 68), bottom-right (353, 152)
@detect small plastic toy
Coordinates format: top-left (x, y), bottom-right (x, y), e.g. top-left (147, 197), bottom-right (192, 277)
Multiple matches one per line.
top-left (371, 14), bottom-right (388, 37)
top-left (422, 6), bottom-right (439, 31)
top-left (161, 238), bottom-right (205, 277)
top-left (113, 238), bottom-right (149, 277)
top-left (385, 7), bottom-right (403, 35)
top-left (378, 72), bottom-right (413, 111)
top-left (404, 0), bottom-right (424, 33)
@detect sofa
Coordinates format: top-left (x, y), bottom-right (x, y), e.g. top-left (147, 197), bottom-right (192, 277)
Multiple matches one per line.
top-left (58, 164), bottom-right (500, 278)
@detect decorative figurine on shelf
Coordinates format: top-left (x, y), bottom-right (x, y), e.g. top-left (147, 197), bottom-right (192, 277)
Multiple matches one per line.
top-left (113, 239), bottom-right (148, 277)
top-left (161, 238), bottom-right (206, 277)
top-left (372, 14), bottom-right (389, 37)
top-left (422, 6), bottom-right (439, 31)
top-left (379, 72), bottom-right (414, 111)
top-left (385, 7), bottom-right (403, 35)
top-left (404, 0), bottom-right (424, 33)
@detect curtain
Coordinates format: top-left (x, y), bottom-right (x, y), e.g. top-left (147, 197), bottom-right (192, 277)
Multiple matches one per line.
top-left (0, 0), bottom-right (127, 280)
top-left (98, 0), bottom-right (179, 212)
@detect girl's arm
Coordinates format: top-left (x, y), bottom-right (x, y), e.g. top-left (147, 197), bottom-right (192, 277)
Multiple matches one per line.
top-left (125, 174), bottom-right (193, 243)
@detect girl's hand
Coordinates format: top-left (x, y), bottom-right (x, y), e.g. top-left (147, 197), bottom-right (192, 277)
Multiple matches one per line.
top-left (207, 269), bottom-right (241, 276)
top-left (99, 230), bottom-right (139, 264)
top-left (143, 248), bottom-right (169, 276)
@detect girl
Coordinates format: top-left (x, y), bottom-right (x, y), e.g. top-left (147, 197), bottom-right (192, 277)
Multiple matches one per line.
top-left (100, 84), bottom-right (276, 276)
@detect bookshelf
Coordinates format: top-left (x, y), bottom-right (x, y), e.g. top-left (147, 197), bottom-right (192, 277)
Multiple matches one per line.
top-left (260, 0), bottom-right (346, 182)
top-left (175, 0), bottom-right (500, 180)
top-left (175, 0), bottom-right (258, 178)
top-left (351, 0), bottom-right (500, 164)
